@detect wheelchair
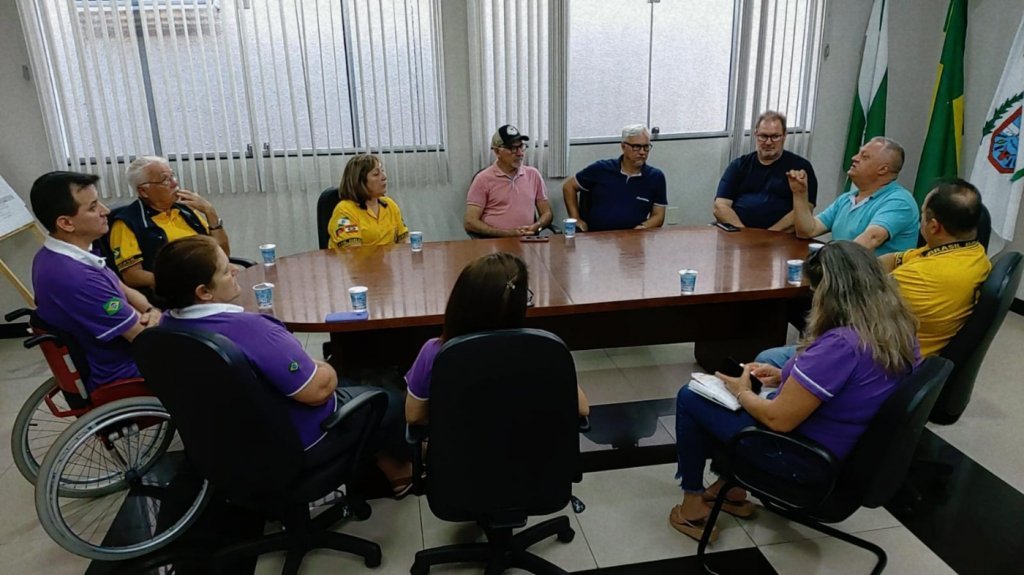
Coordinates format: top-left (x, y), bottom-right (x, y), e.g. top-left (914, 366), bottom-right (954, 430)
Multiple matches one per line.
top-left (5, 308), bottom-right (211, 561)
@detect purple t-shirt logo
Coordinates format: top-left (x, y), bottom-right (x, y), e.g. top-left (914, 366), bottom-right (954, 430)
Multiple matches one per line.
top-left (103, 298), bottom-right (122, 316)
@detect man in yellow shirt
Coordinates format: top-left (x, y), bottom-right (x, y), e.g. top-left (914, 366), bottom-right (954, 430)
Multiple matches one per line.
top-left (880, 179), bottom-right (991, 356)
top-left (108, 156), bottom-right (231, 290)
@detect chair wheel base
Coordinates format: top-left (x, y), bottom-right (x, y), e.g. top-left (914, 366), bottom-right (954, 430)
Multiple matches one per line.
top-left (556, 528), bottom-right (575, 543)
top-left (411, 561), bottom-right (429, 575)
top-left (364, 549), bottom-right (382, 568)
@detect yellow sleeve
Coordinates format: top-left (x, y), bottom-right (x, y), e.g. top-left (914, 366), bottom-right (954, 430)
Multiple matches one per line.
top-left (327, 201), bottom-right (363, 249)
top-left (108, 220), bottom-right (144, 272)
top-left (392, 201), bottom-right (410, 242)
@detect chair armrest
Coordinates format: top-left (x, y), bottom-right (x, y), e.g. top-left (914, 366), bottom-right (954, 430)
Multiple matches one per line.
top-left (722, 426), bottom-right (840, 510)
top-left (5, 308), bottom-right (31, 322)
top-left (229, 256), bottom-right (258, 269)
top-left (578, 415), bottom-right (591, 433)
top-left (320, 388), bottom-right (387, 431)
top-left (406, 423), bottom-right (428, 445)
top-left (24, 333), bottom-right (60, 349)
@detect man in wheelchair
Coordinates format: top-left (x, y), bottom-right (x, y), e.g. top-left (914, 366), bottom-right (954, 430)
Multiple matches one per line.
top-left (29, 171), bottom-right (162, 392)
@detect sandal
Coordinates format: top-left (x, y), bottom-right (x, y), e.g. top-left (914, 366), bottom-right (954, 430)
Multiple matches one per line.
top-left (390, 475), bottom-right (414, 499)
top-left (702, 494), bottom-right (756, 518)
top-left (669, 505), bottom-right (719, 543)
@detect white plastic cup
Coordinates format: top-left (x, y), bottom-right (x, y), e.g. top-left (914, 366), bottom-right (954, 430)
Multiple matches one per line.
top-left (808, 242), bottom-right (825, 256)
top-left (786, 259), bottom-right (804, 285)
top-left (563, 218), bottom-right (577, 238)
top-left (253, 282), bottom-right (274, 309)
top-left (679, 269), bottom-right (698, 294)
top-left (348, 286), bottom-right (369, 311)
top-left (410, 231), bottom-right (424, 252)
top-left (259, 243), bottom-right (277, 266)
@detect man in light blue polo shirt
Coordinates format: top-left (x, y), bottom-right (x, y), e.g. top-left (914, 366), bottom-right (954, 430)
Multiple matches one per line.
top-left (789, 136), bottom-right (919, 255)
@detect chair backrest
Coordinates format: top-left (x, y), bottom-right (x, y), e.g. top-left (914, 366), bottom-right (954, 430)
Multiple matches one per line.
top-left (28, 312), bottom-right (92, 402)
top-left (425, 329), bottom-right (580, 522)
top-left (317, 187), bottom-right (340, 249)
top-left (133, 327), bottom-right (306, 500)
top-left (841, 356), bottom-right (953, 508)
top-left (934, 250), bottom-right (1023, 424)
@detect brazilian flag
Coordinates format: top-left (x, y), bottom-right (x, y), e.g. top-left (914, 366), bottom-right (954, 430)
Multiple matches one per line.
top-left (913, 0), bottom-right (967, 206)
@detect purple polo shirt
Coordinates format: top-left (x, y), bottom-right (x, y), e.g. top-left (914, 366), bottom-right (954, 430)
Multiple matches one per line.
top-left (779, 327), bottom-right (918, 459)
top-left (467, 163), bottom-right (548, 230)
top-left (160, 304), bottom-right (336, 450)
top-left (405, 337), bottom-right (443, 400)
top-left (32, 238), bottom-right (141, 392)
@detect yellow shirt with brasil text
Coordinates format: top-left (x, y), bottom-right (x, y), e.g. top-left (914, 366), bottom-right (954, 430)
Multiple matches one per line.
top-left (328, 199), bottom-right (409, 249)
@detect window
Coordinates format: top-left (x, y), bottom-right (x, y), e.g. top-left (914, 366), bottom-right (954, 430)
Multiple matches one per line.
top-left (568, 0), bottom-right (823, 141)
top-left (27, 0), bottom-right (444, 164)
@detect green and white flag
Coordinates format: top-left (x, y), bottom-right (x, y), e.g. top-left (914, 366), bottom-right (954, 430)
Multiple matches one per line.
top-left (842, 0), bottom-right (888, 191)
top-left (914, 0), bottom-right (967, 206)
top-left (971, 14), bottom-right (1024, 240)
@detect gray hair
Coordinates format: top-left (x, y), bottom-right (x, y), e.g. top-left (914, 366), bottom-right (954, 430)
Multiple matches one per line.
top-left (621, 124), bottom-right (650, 140)
top-left (126, 156), bottom-right (169, 189)
top-left (867, 136), bottom-right (905, 174)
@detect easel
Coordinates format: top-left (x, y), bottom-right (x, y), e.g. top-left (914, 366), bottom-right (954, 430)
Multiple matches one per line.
top-left (0, 221), bottom-right (46, 307)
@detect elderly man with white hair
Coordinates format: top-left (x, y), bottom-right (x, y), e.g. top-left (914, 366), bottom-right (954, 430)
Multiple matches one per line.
top-left (108, 156), bottom-right (231, 290)
top-left (562, 124), bottom-right (667, 232)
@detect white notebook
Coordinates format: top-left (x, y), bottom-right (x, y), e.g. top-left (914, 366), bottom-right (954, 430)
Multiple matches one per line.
top-left (688, 372), bottom-right (741, 411)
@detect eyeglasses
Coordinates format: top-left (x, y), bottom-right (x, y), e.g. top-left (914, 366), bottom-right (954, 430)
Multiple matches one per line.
top-left (622, 142), bottom-right (653, 152)
top-left (143, 173), bottom-right (177, 187)
top-left (501, 143), bottom-right (526, 152)
top-left (755, 134), bottom-right (784, 143)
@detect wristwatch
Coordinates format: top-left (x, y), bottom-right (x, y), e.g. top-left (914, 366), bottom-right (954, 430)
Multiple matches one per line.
top-left (209, 217), bottom-right (225, 231)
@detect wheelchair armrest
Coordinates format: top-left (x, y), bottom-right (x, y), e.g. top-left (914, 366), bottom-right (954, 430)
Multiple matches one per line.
top-left (721, 426), bottom-right (840, 510)
top-left (24, 333), bottom-right (60, 349)
top-left (5, 308), bottom-right (32, 322)
top-left (229, 257), bottom-right (258, 269)
top-left (320, 388), bottom-right (388, 431)
top-left (578, 415), bottom-right (591, 433)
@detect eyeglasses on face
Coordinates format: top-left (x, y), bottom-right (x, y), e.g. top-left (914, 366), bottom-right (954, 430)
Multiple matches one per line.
top-left (755, 134), bottom-right (784, 143)
top-left (502, 143), bottom-right (526, 152)
top-left (144, 173), bottom-right (177, 187)
top-left (622, 142), bottom-right (653, 152)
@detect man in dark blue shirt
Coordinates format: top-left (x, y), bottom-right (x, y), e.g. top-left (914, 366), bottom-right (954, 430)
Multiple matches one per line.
top-left (714, 111), bottom-right (817, 231)
top-left (562, 124), bottom-right (667, 232)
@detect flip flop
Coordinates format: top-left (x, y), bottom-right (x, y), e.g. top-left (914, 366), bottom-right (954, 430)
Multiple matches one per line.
top-left (702, 496), bottom-right (756, 518)
top-left (669, 505), bottom-right (719, 543)
top-left (390, 475), bottom-right (414, 499)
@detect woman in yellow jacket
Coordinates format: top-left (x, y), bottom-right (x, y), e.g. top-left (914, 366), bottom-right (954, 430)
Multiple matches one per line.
top-left (328, 154), bottom-right (409, 249)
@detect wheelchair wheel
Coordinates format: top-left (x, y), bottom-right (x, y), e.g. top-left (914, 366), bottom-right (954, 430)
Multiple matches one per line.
top-left (11, 377), bottom-right (76, 484)
top-left (35, 397), bottom-right (210, 561)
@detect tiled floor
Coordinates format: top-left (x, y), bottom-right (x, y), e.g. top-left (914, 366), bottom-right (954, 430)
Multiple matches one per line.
top-left (3, 315), bottom-right (1023, 574)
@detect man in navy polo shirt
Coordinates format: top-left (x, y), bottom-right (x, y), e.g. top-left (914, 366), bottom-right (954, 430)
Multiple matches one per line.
top-left (562, 124), bottom-right (667, 232)
top-left (714, 111), bottom-right (817, 231)
top-left (29, 171), bottom-right (161, 392)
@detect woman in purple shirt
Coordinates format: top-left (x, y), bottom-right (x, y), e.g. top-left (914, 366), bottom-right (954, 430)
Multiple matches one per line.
top-left (670, 241), bottom-right (919, 542)
top-left (153, 235), bottom-right (413, 495)
top-left (404, 252), bottom-right (590, 425)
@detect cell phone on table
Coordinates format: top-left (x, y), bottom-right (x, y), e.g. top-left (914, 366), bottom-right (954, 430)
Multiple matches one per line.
top-left (719, 356), bottom-right (763, 394)
top-left (520, 235), bottom-right (550, 242)
top-left (711, 221), bottom-right (741, 232)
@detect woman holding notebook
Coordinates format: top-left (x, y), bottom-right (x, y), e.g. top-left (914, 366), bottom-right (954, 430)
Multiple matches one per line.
top-left (669, 241), bottom-right (920, 542)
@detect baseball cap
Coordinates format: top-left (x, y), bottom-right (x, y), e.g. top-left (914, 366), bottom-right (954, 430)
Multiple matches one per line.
top-left (491, 124), bottom-right (530, 148)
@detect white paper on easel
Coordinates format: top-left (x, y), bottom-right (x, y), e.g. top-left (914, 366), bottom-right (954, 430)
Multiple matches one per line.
top-left (0, 174), bottom-right (35, 238)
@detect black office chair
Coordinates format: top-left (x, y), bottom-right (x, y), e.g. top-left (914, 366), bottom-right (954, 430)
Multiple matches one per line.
top-left (932, 250), bottom-right (1022, 424)
top-left (317, 186), bottom-right (341, 249)
top-left (133, 327), bottom-right (386, 575)
top-left (409, 329), bottom-right (582, 575)
top-left (699, 356), bottom-right (953, 575)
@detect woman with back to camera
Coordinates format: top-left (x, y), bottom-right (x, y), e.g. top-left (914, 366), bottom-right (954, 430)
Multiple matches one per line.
top-left (670, 241), bottom-right (920, 542)
top-left (404, 252), bottom-right (590, 425)
top-left (328, 154), bottom-right (410, 249)
top-left (154, 235), bottom-right (415, 496)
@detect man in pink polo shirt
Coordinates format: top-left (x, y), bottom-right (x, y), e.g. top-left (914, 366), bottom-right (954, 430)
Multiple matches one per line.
top-left (464, 124), bottom-right (553, 238)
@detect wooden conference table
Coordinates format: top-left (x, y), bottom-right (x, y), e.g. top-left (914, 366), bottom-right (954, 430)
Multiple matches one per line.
top-left (236, 227), bottom-right (812, 374)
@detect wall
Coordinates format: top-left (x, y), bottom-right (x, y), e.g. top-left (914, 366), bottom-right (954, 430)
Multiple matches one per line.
top-left (3, 1), bottom-right (1021, 311)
